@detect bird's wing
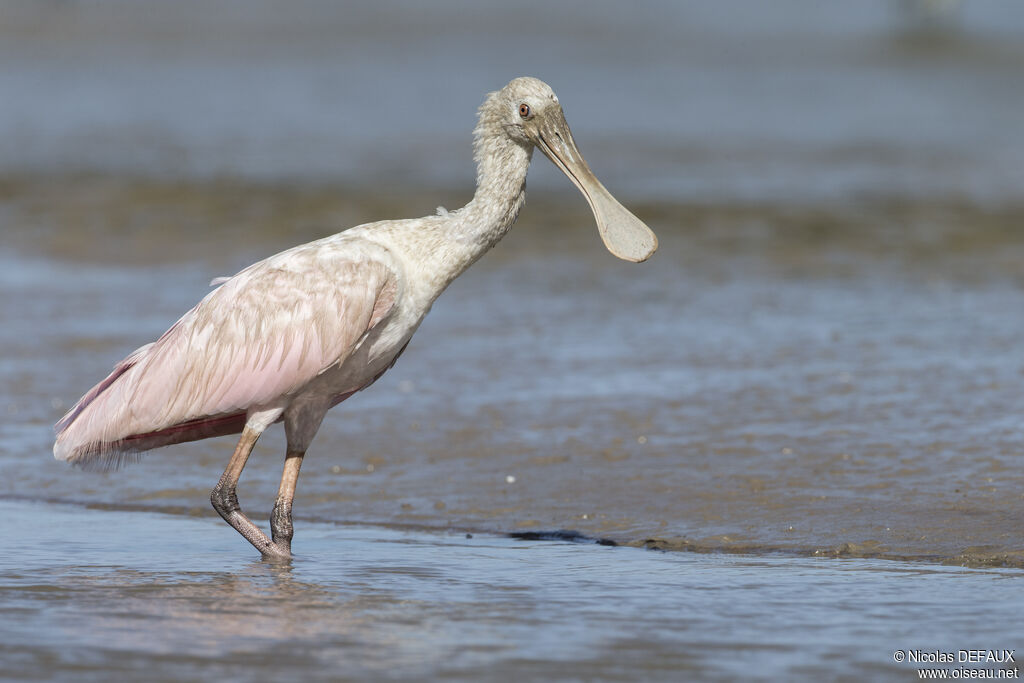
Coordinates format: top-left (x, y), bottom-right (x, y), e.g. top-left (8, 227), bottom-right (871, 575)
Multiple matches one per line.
top-left (55, 239), bottom-right (400, 464)
top-left (149, 243), bottom-right (399, 421)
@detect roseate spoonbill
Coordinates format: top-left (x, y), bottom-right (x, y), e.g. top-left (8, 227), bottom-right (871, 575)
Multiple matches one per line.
top-left (54, 77), bottom-right (658, 559)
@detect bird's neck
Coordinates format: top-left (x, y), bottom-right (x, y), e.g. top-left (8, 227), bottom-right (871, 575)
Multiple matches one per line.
top-left (363, 113), bottom-right (533, 301)
top-left (461, 130), bottom-right (533, 249)
top-left (412, 129), bottom-right (532, 292)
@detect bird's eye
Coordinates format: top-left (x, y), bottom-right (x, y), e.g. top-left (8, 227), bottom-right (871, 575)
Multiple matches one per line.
top-left (518, 103), bottom-right (531, 118)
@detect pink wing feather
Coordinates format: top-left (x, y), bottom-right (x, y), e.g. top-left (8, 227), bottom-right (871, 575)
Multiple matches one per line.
top-left (54, 240), bottom-right (398, 468)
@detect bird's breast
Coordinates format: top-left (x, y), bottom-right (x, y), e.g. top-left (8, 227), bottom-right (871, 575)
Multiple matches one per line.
top-left (299, 290), bottom-right (427, 407)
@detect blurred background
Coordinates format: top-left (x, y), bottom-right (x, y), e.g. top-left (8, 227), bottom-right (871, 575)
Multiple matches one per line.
top-left (3, 2), bottom-right (1024, 679)
top-left (2, 0), bottom-right (1022, 201)
top-left (2, 0), bottom-right (1024, 564)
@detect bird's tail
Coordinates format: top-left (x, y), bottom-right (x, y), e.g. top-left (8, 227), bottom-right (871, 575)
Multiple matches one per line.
top-left (53, 343), bottom-right (246, 470)
top-left (53, 344), bottom-right (157, 469)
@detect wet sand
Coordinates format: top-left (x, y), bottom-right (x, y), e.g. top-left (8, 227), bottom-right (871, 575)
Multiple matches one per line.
top-left (4, 177), bottom-right (1023, 569)
top-left (3, 3), bottom-right (1023, 678)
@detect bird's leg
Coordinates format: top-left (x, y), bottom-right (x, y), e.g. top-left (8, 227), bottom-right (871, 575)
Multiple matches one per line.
top-left (210, 426), bottom-right (289, 560)
top-left (270, 450), bottom-right (305, 554)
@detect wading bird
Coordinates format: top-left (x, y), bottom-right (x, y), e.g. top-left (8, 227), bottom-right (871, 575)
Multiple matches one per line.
top-left (54, 77), bottom-right (658, 559)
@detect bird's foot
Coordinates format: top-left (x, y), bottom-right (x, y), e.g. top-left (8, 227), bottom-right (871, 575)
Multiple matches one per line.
top-left (212, 483), bottom-right (292, 560)
top-left (259, 540), bottom-right (292, 562)
top-left (268, 496), bottom-right (294, 560)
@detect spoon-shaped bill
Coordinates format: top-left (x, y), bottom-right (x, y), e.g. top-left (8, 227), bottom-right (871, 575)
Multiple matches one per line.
top-left (535, 117), bottom-right (658, 263)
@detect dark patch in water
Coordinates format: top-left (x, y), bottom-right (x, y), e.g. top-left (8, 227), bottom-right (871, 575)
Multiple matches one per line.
top-left (509, 529), bottom-right (618, 547)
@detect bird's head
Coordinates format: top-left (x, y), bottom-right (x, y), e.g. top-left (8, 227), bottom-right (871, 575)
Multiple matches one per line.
top-left (490, 76), bottom-right (658, 263)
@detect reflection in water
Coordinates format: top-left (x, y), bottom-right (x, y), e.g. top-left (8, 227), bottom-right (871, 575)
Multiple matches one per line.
top-left (1, 500), bottom-right (1020, 681)
top-left (3, 2), bottom-right (1024, 678)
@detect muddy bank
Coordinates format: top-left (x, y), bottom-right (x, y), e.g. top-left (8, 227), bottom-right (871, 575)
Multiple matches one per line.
top-left (2, 176), bottom-right (1023, 568)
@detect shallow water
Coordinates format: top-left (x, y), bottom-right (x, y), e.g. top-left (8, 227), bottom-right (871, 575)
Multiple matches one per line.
top-left (5, 186), bottom-right (1024, 679)
top-left (2, 499), bottom-right (1020, 682)
top-left (2, 2), bottom-right (1024, 679)
top-left (4, 183), bottom-right (1024, 568)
